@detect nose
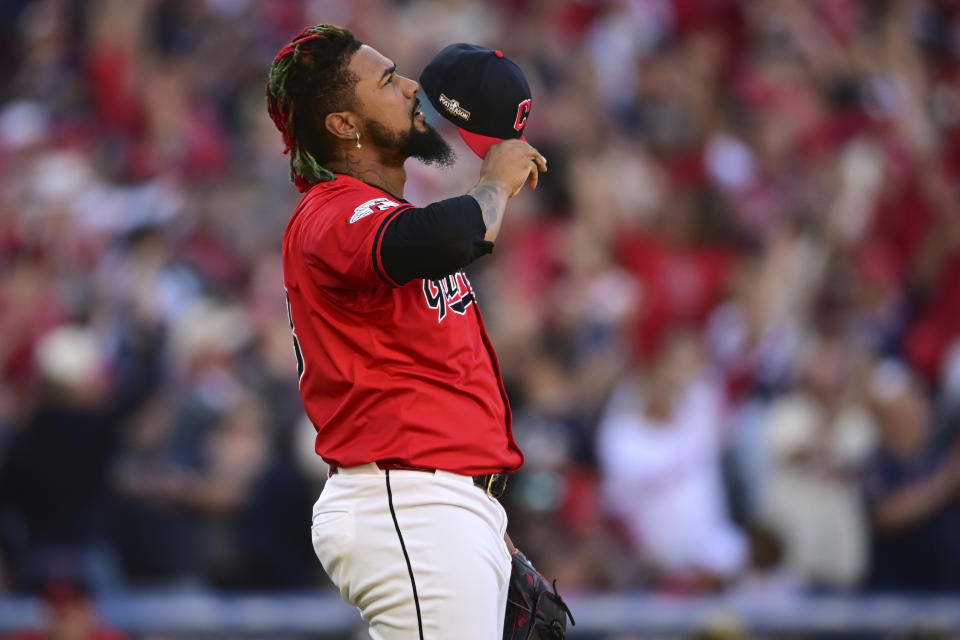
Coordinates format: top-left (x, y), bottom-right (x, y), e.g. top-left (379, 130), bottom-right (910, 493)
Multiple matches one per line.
top-left (403, 75), bottom-right (419, 97)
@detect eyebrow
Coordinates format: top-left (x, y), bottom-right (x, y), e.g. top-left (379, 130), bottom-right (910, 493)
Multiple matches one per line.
top-left (380, 64), bottom-right (397, 84)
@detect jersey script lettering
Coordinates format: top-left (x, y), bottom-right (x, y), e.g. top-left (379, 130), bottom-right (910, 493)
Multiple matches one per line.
top-left (422, 272), bottom-right (476, 322)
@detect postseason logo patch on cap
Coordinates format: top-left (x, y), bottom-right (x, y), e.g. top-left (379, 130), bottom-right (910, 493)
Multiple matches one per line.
top-left (438, 94), bottom-right (471, 121)
top-left (420, 43), bottom-right (532, 159)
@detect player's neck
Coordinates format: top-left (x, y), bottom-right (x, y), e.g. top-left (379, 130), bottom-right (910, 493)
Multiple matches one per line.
top-left (326, 147), bottom-right (406, 199)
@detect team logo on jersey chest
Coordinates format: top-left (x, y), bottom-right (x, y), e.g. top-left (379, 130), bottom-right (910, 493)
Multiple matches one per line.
top-left (423, 271), bottom-right (476, 322)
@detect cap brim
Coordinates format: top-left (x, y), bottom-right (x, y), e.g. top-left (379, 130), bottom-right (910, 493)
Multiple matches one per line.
top-left (458, 128), bottom-right (526, 159)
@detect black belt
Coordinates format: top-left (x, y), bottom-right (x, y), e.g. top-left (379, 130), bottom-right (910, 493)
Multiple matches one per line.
top-left (471, 472), bottom-right (508, 499)
top-left (328, 462), bottom-right (508, 498)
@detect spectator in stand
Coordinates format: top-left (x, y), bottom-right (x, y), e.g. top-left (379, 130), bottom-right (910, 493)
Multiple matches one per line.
top-left (864, 360), bottom-right (960, 592)
top-left (758, 335), bottom-right (877, 589)
top-left (597, 330), bottom-right (746, 590)
top-left (0, 323), bottom-right (159, 592)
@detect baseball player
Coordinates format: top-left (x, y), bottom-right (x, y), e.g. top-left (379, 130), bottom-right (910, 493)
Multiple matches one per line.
top-left (266, 25), bottom-right (568, 640)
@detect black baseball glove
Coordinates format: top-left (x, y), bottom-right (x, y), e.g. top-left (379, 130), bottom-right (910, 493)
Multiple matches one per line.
top-left (503, 551), bottom-right (575, 640)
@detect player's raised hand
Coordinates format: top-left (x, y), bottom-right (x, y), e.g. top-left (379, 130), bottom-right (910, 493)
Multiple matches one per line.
top-left (478, 139), bottom-right (547, 198)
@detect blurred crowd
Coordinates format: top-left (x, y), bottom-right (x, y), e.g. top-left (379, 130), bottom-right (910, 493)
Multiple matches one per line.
top-left (1, 0), bottom-right (960, 606)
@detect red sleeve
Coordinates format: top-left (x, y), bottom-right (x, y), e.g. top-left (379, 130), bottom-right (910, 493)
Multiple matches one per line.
top-left (299, 186), bottom-right (413, 288)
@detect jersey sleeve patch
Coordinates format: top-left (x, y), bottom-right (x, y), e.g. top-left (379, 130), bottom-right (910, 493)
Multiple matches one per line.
top-left (351, 197), bottom-right (400, 224)
top-left (296, 184), bottom-right (411, 290)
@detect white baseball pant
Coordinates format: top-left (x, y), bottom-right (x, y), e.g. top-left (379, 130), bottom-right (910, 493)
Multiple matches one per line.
top-left (311, 463), bottom-right (512, 639)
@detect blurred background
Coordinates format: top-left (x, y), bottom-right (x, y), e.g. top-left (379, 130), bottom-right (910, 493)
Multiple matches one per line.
top-left (1, 0), bottom-right (960, 638)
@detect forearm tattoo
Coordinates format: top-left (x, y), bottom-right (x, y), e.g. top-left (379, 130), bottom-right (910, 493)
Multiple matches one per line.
top-left (467, 184), bottom-right (505, 231)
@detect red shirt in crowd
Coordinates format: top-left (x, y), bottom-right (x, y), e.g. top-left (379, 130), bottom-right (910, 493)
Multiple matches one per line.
top-left (282, 175), bottom-right (523, 476)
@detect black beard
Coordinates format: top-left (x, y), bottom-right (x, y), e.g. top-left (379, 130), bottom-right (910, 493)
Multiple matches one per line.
top-left (364, 118), bottom-right (455, 169)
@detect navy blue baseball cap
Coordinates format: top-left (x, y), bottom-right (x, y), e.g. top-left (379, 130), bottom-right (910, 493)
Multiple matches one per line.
top-left (419, 43), bottom-right (532, 159)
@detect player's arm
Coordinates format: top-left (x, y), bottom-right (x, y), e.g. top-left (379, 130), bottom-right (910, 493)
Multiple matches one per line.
top-left (379, 196), bottom-right (494, 283)
top-left (379, 140), bottom-right (545, 284)
top-left (470, 139), bottom-right (546, 242)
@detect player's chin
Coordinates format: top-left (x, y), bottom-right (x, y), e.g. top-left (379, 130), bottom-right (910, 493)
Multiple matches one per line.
top-left (405, 125), bottom-right (455, 167)
top-left (409, 118), bottom-right (435, 139)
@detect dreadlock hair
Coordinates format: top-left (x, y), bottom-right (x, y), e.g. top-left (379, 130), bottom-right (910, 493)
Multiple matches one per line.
top-left (266, 24), bottom-right (362, 192)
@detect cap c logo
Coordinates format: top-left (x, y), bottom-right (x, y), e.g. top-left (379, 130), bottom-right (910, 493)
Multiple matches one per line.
top-left (513, 99), bottom-right (532, 132)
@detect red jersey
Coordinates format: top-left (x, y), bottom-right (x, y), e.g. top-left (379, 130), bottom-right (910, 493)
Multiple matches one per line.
top-left (282, 174), bottom-right (523, 476)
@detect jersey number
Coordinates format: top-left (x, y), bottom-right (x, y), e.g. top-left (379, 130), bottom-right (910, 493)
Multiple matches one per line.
top-left (284, 291), bottom-right (305, 384)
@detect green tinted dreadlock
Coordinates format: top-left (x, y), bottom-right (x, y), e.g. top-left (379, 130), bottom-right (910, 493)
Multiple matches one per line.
top-left (266, 25), bottom-right (362, 191)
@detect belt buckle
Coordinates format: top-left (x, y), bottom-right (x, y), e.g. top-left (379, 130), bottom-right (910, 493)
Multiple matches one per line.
top-left (485, 473), bottom-right (507, 498)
